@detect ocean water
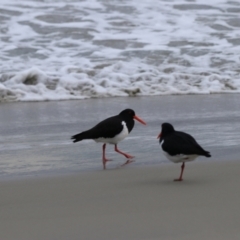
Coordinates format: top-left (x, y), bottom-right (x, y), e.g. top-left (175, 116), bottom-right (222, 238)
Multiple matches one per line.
top-left (0, 0), bottom-right (240, 102)
top-left (0, 95), bottom-right (240, 179)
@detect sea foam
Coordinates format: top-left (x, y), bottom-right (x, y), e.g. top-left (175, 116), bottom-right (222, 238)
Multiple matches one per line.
top-left (0, 0), bottom-right (240, 102)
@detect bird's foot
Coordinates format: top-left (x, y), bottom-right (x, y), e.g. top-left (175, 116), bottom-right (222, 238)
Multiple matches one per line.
top-left (121, 159), bottom-right (135, 167)
top-left (174, 178), bottom-right (183, 182)
top-left (124, 154), bottom-right (135, 159)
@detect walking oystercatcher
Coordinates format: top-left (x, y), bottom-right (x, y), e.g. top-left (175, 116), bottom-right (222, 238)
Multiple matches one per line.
top-left (71, 109), bottom-right (146, 169)
top-left (158, 123), bottom-right (211, 181)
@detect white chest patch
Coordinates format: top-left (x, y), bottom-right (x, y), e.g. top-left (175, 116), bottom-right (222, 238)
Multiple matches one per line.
top-left (94, 121), bottom-right (129, 144)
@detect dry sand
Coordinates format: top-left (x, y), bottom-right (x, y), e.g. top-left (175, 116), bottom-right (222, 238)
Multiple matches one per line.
top-left (1, 160), bottom-right (240, 240)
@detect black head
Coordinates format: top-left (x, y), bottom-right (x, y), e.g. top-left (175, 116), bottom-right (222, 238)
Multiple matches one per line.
top-left (119, 109), bottom-right (146, 125)
top-left (158, 122), bottom-right (175, 139)
top-left (119, 109), bottom-right (135, 118)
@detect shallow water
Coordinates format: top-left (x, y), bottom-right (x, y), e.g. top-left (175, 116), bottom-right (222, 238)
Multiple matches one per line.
top-left (1, 0), bottom-right (240, 101)
top-left (0, 94), bottom-right (239, 179)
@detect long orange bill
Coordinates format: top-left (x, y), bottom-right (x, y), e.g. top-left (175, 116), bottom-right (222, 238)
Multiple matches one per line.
top-left (133, 115), bottom-right (146, 125)
top-left (157, 132), bottom-right (161, 139)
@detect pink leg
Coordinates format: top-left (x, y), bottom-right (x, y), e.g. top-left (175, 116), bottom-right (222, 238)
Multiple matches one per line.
top-left (114, 144), bottom-right (134, 159)
top-left (174, 162), bottom-right (185, 181)
top-left (102, 144), bottom-right (112, 170)
top-left (114, 144), bottom-right (135, 166)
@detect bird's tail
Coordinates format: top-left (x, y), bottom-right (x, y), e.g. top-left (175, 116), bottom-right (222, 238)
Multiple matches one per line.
top-left (203, 151), bottom-right (211, 157)
top-left (71, 130), bottom-right (93, 143)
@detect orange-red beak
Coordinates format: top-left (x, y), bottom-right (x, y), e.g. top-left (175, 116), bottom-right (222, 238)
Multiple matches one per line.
top-left (133, 115), bottom-right (146, 125)
top-left (157, 132), bottom-right (161, 139)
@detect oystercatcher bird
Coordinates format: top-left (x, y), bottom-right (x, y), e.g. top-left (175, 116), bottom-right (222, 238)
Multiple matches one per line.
top-left (158, 123), bottom-right (211, 181)
top-left (71, 109), bottom-right (146, 169)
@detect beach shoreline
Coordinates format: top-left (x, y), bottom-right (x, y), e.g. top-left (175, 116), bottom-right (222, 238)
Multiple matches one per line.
top-left (1, 93), bottom-right (240, 239)
top-left (1, 160), bottom-right (240, 240)
top-left (1, 94), bottom-right (240, 180)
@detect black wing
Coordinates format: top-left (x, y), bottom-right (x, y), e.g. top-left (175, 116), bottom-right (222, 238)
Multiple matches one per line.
top-left (88, 116), bottom-right (124, 138)
top-left (71, 115), bottom-right (124, 142)
top-left (161, 131), bottom-right (210, 157)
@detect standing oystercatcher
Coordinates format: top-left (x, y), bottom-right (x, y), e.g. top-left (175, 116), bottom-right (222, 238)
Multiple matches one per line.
top-left (158, 123), bottom-right (211, 181)
top-left (71, 109), bottom-right (146, 169)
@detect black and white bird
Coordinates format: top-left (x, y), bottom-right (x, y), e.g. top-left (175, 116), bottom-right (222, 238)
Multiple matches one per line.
top-left (71, 109), bottom-right (146, 169)
top-left (158, 123), bottom-right (211, 181)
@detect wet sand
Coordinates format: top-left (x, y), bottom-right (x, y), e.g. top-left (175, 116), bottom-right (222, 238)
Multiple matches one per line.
top-left (0, 94), bottom-right (240, 239)
top-left (0, 94), bottom-right (240, 179)
top-left (0, 161), bottom-right (240, 240)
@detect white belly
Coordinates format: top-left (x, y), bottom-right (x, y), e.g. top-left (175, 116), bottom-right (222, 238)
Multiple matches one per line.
top-left (162, 150), bottom-right (198, 163)
top-left (94, 121), bottom-right (129, 144)
top-left (160, 139), bottom-right (198, 163)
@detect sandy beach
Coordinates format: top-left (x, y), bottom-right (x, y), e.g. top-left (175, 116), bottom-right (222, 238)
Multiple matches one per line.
top-left (1, 160), bottom-right (240, 240)
top-left (0, 94), bottom-right (240, 239)
top-left (1, 0), bottom-right (240, 238)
